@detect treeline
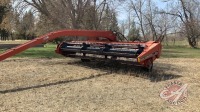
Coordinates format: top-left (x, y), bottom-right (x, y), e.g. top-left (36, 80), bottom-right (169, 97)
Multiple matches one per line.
top-left (0, 0), bottom-right (120, 42)
top-left (119, 0), bottom-right (200, 48)
top-left (1, 0), bottom-right (200, 48)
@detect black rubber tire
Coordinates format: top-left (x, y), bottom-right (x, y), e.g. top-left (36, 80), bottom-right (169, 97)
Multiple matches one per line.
top-left (81, 59), bottom-right (91, 62)
top-left (145, 59), bottom-right (153, 72)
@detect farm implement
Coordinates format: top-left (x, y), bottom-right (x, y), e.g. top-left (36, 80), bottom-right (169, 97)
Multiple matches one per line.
top-left (0, 30), bottom-right (162, 71)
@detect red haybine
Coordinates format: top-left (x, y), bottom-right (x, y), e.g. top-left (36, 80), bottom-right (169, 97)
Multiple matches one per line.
top-left (0, 30), bottom-right (162, 71)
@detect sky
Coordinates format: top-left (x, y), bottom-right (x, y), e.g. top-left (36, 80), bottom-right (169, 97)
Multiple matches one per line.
top-left (117, 0), bottom-right (168, 22)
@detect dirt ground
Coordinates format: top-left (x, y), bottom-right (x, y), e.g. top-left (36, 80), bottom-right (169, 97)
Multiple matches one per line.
top-left (0, 58), bottom-right (200, 112)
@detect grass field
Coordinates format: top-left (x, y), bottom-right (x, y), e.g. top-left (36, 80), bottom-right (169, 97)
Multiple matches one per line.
top-left (0, 40), bottom-right (28, 44)
top-left (162, 45), bottom-right (200, 58)
top-left (0, 43), bottom-right (63, 58)
top-left (0, 58), bottom-right (200, 112)
top-left (0, 40), bottom-right (200, 112)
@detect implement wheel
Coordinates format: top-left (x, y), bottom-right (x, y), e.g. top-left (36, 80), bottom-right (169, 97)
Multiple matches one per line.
top-left (145, 58), bottom-right (153, 72)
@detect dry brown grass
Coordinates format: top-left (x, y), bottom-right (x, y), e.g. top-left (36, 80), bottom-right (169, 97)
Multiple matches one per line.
top-left (0, 40), bottom-right (28, 44)
top-left (0, 58), bottom-right (200, 112)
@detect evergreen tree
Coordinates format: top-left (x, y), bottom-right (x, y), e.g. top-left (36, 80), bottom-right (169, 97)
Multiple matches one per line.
top-left (110, 12), bottom-right (119, 31)
top-left (0, 0), bottom-right (9, 25)
top-left (101, 6), bottom-right (119, 31)
top-left (127, 21), bottom-right (140, 41)
top-left (0, 0), bottom-right (11, 40)
top-left (83, 5), bottom-right (97, 30)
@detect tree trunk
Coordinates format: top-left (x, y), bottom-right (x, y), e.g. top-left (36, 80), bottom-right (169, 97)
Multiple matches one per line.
top-left (188, 35), bottom-right (198, 48)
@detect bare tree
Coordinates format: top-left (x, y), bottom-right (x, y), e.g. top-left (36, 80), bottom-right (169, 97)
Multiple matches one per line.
top-left (129, 0), bottom-right (161, 41)
top-left (16, 0), bottom-right (118, 30)
top-left (18, 0), bottom-right (91, 29)
top-left (130, 0), bottom-right (146, 40)
top-left (119, 20), bottom-right (126, 35)
top-left (160, 0), bottom-right (200, 48)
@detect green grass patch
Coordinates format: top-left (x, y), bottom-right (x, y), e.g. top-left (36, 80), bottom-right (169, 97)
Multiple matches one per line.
top-left (0, 44), bottom-right (63, 58)
top-left (162, 40), bottom-right (189, 46)
top-left (161, 45), bottom-right (200, 58)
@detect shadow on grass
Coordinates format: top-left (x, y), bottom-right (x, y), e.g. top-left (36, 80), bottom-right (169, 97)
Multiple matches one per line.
top-left (0, 72), bottom-right (110, 94)
top-left (0, 59), bottom-right (182, 94)
top-left (42, 59), bottom-right (182, 82)
top-left (67, 60), bottom-right (182, 82)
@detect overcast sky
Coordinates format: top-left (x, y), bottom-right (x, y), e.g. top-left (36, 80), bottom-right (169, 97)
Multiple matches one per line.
top-left (117, 0), bottom-right (167, 22)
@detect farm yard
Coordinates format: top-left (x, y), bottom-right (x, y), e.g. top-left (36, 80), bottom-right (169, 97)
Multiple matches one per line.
top-left (0, 41), bottom-right (200, 112)
top-left (1, 0), bottom-right (200, 111)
